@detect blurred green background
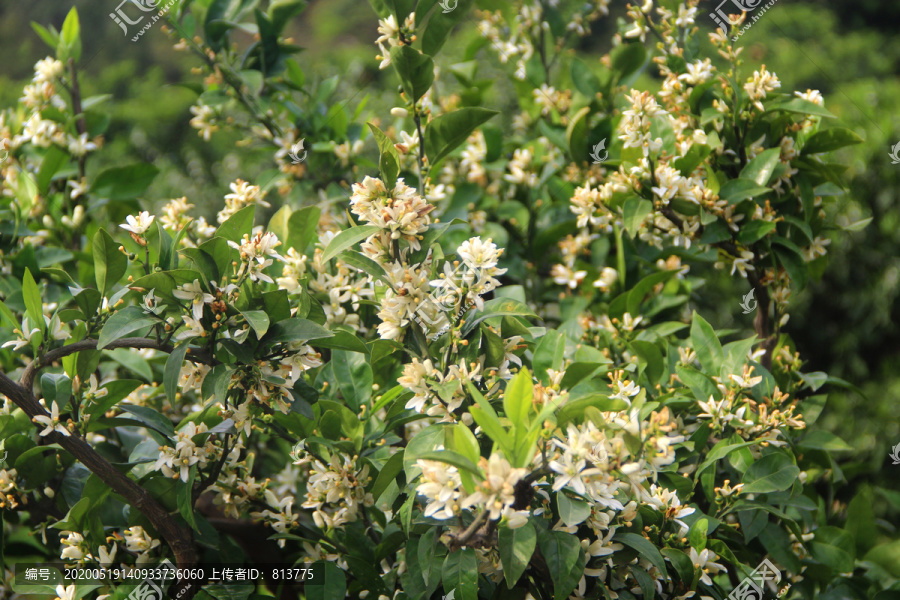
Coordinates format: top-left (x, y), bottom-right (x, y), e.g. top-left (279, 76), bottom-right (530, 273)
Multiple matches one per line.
top-left (1, 0), bottom-right (898, 518)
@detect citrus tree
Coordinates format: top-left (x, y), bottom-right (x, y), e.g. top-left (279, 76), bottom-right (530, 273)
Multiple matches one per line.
top-left (0, 1), bottom-right (896, 600)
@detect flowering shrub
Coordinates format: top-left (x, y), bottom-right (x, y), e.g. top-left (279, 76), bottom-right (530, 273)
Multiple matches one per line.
top-left (0, 2), bottom-right (895, 600)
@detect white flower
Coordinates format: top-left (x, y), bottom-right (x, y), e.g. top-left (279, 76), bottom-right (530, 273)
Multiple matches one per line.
top-left (120, 211), bottom-right (155, 235)
top-left (54, 584), bottom-right (77, 600)
top-left (173, 279), bottom-right (215, 321)
top-left (33, 402), bottom-right (70, 437)
top-left (175, 315), bottom-right (205, 340)
top-left (611, 380), bottom-right (640, 404)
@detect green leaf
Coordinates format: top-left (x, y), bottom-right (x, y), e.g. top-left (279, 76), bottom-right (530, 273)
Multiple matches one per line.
top-left (370, 450), bottom-right (404, 501)
top-left (689, 517), bottom-right (708, 550)
top-left (313, 330), bottom-right (369, 354)
top-left (740, 148), bottom-right (781, 186)
top-left (90, 163), bottom-right (159, 200)
top-left (611, 42), bottom-right (646, 82)
top-left (164, 343), bottom-right (189, 406)
top-left (59, 8), bottom-right (82, 63)
top-left (41, 373), bottom-right (72, 411)
top-left (93, 229), bottom-right (128, 295)
top-left (37, 146), bottom-right (69, 195)
top-left (566, 107), bottom-right (590, 164)
top-left (811, 526), bottom-right (855, 573)
top-left (287, 205), bottom-right (321, 252)
top-left (719, 178), bottom-right (771, 204)
top-left (216, 205), bottom-right (256, 243)
top-left (571, 58), bottom-right (600, 97)
top-left (798, 430), bottom-right (853, 452)
top-left (368, 123), bottom-right (401, 189)
top-left (442, 548), bottom-right (478, 600)
top-left (661, 548), bottom-right (695, 587)
top-left (260, 318), bottom-right (333, 349)
top-left (767, 97), bottom-right (836, 119)
top-left (842, 217), bottom-right (872, 232)
top-left (461, 298), bottom-right (536, 336)
top-left (322, 225), bottom-right (381, 262)
top-left (737, 220), bottom-right (777, 244)
top-left (801, 128), bottom-right (864, 155)
top-left (614, 532), bottom-right (667, 576)
top-left (267, 0), bottom-right (306, 33)
top-left (504, 368), bottom-right (533, 433)
top-left (557, 394), bottom-right (627, 426)
top-left (120, 404), bottom-right (175, 438)
top-left (22, 267), bottom-right (44, 335)
top-left (421, 0), bottom-right (474, 56)
top-left (741, 452), bottom-right (800, 494)
top-left (425, 107), bottom-right (498, 167)
top-left (97, 306), bottom-right (158, 349)
top-left (390, 45), bottom-right (434, 104)
top-left (557, 493), bottom-right (591, 527)
top-left (622, 196), bottom-right (653, 238)
top-left (533, 331), bottom-right (565, 384)
top-left (418, 450), bottom-right (483, 477)
top-left (240, 310), bottom-right (270, 338)
top-left (267, 205), bottom-right (293, 246)
top-left (690, 312), bottom-right (723, 374)
top-left (305, 562), bottom-right (347, 600)
top-left (538, 528), bottom-right (584, 598)
top-left (499, 521), bottom-right (536, 588)
top-left (177, 467), bottom-right (198, 530)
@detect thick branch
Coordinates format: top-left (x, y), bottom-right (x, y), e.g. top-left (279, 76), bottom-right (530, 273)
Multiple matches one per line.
top-left (21, 337), bottom-right (215, 392)
top-left (0, 372), bottom-right (197, 593)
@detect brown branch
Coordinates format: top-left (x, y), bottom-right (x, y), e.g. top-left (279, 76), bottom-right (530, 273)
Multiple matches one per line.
top-left (0, 371), bottom-right (198, 596)
top-left (67, 59), bottom-right (87, 183)
top-left (21, 337), bottom-right (216, 392)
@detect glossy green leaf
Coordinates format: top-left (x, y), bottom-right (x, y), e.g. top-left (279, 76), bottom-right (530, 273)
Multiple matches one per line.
top-left (499, 521), bottom-right (536, 588)
top-left (741, 452), bottom-right (801, 494)
top-left (390, 45), bottom-right (434, 104)
top-left (97, 306), bottom-right (158, 349)
top-left (93, 229), bottom-right (128, 295)
top-left (91, 164), bottom-right (159, 200)
top-left (443, 548), bottom-right (478, 600)
top-left (424, 107), bottom-right (498, 167)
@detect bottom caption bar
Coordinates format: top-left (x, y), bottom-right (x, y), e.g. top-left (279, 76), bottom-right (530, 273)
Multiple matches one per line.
top-left (15, 562), bottom-right (325, 587)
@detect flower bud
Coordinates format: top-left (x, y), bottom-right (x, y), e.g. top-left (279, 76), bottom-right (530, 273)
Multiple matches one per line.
top-left (390, 107), bottom-right (409, 118)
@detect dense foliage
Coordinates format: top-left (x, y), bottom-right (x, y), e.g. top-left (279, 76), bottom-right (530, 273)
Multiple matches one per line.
top-left (0, 1), bottom-right (898, 600)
